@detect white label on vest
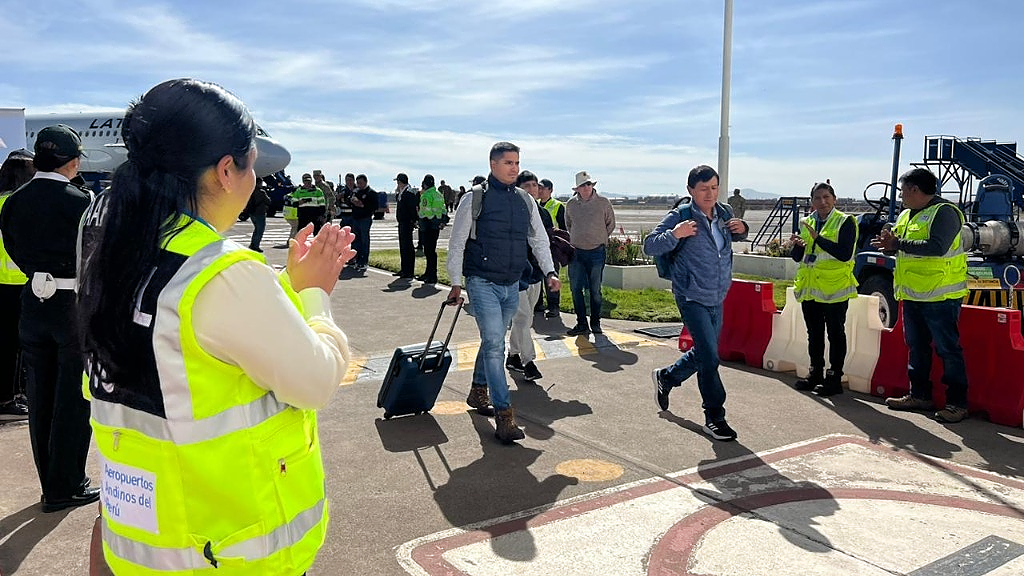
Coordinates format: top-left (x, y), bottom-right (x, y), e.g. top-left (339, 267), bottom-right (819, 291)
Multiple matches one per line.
top-left (101, 458), bottom-right (158, 534)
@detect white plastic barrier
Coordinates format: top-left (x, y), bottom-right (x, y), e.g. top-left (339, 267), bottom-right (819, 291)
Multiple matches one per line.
top-left (763, 288), bottom-right (884, 391)
top-left (843, 295), bottom-right (884, 393)
top-left (762, 288), bottom-right (806, 375)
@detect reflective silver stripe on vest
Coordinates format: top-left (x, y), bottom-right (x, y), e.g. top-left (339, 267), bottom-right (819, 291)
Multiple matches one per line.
top-left (898, 280), bottom-right (969, 301)
top-left (103, 498), bottom-right (325, 569)
top-left (91, 393), bottom-right (291, 445)
top-left (794, 285), bottom-right (857, 303)
top-left (155, 240), bottom-right (237, 422)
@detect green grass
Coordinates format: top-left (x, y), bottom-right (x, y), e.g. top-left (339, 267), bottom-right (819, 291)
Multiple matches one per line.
top-left (365, 250), bottom-right (792, 321)
top-left (367, 249), bottom-right (682, 321)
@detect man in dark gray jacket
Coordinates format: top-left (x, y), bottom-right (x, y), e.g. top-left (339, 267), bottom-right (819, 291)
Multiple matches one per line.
top-left (643, 165), bottom-right (748, 442)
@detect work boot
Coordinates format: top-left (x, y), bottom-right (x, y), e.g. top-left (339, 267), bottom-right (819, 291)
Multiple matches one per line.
top-left (885, 394), bottom-right (934, 412)
top-left (813, 370), bottom-right (844, 397)
top-left (466, 386), bottom-right (494, 417)
top-left (494, 407), bottom-right (526, 444)
top-left (794, 367), bottom-right (823, 391)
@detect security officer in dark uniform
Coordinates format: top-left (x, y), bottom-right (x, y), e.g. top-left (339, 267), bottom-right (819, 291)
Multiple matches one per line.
top-left (0, 124), bottom-right (99, 512)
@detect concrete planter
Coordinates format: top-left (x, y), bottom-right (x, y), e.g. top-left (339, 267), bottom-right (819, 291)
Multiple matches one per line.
top-left (733, 253), bottom-right (799, 280)
top-left (602, 264), bottom-right (671, 290)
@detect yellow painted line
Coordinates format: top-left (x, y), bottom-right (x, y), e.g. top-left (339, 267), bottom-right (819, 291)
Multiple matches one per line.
top-left (341, 354), bottom-right (367, 386)
top-left (533, 340), bottom-right (547, 361)
top-left (455, 343), bottom-right (479, 372)
top-left (555, 459), bottom-right (625, 482)
top-left (604, 329), bottom-right (664, 348)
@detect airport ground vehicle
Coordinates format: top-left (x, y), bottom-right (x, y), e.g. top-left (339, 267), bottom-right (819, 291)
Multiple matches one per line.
top-left (853, 125), bottom-right (1024, 327)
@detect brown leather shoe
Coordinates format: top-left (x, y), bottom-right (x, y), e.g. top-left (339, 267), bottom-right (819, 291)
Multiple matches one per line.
top-left (466, 386), bottom-right (494, 417)
top-left (494, 407), bottom-right (526, 444)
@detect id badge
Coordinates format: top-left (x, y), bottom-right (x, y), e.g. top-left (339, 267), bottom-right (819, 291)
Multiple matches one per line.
top-left (803, 254), bottom-right (817, 265)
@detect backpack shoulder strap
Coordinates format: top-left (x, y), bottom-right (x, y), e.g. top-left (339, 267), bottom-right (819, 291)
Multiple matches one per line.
top-left (469, 182), bottom-right (487, 240)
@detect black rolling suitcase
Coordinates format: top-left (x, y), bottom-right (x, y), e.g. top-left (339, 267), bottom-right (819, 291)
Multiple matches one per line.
top-left (377, 299), bottom-right (463, 420)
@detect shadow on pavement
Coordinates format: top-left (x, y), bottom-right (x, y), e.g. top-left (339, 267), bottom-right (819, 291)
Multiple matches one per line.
top-left (510, 379), bottom-right (593, 441)
top-left (430, 413), bottom-right (578, 562)
top-left (659, 412), bottom-right (839, 553)
top-left (0, 504), bottom-right (72, 574)
top-left (578, 334), bottom-right (639, 373)
top-left (381, 278), bottom-right (414, 293)
top-left (411, 284), bottom-right (443, 299)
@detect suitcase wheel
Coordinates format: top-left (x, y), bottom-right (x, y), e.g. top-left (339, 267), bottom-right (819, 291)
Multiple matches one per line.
top-left (383, 412), bottom-right (393, 420)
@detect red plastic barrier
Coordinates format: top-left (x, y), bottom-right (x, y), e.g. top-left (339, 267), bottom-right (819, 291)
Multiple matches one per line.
top-left (872, 304), bottom-right (1024, 427)
top-left (870, 303), bottom-right (910, 399)
top-left (679, 280), bottom-right (777, 368)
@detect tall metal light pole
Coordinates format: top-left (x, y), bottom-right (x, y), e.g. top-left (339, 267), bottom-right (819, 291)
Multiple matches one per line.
top-left (717, 0), bottom-right (734, 202)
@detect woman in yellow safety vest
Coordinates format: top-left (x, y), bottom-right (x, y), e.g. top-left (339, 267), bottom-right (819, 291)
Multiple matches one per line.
top-left (0, 149), bottom-right (35, 420)
top-left (789, 181), bottom-right (858, 397)
top-left (77, 79), bottom-right (355, 576)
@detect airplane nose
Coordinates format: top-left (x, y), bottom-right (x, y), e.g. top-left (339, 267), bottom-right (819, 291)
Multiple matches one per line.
top-left (254, 137), bottom-right (291, 177)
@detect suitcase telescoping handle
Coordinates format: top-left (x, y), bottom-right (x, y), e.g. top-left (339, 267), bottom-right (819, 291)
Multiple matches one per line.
top-left (418, 297), bottom-right (463, 370)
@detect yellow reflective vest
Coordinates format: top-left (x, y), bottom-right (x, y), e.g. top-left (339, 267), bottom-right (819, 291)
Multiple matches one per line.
top-left (893, 201), bottom-right (968, 302)
top-left (793, 209), bottom-right (858, 303)
top-left (0, 193), bottom-right (29, 285)
top-left (85, 219), bottom-right (328, 575)
top-left (542, 198), bottom-right (564, 227)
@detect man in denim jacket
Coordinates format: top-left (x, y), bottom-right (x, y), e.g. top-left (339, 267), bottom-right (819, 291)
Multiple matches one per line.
top-left (643, 165), bottom-right (748, 441)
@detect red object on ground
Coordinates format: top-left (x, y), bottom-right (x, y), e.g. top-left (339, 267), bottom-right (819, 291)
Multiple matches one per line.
top-left (871, 303), bottom-right (1024, 427)
top-left (678, 280), bottom-right (777, 368)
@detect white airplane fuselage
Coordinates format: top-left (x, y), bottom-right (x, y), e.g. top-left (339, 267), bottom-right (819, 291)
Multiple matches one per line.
top-left (24, 113), bottom-right (291, 178)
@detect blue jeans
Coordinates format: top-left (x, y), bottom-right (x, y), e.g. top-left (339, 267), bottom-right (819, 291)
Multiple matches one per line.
top-left (662, 298), bottom-right (727, 422)
top-left (568, 246), bottom-right (605, 327)
top-left (902, 299), bottom-right (968, 407)
top-left (351, 217), bottom-right (373, 267)
top-left (466, 276), bottom-right (519, 411)
top-left (248, 213), bottom-right (266, 250)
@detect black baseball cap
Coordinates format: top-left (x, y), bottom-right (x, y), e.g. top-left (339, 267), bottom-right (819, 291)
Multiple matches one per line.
top-left (394, 173), bottom-right (409, 183)
top-left (34, 124), bottom-right (84, 159)
top-left (471, 175), bottom-right (486, 186)
top-left (5, 148), bottom-right (33, 161)
top-left (539, 178), bottom-right (553, 189)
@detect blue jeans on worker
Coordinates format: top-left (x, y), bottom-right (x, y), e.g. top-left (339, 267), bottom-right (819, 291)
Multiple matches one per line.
top-left (467, 276), bottom-right (519, 411)
top-left (662, 298), bottom-right (727, 422)
top-left (568, 246), bottom-right (605, 328)
top-left (902, 298), bottom-right (968, 407)
top-left (351, 217), bottom-right (373, 267)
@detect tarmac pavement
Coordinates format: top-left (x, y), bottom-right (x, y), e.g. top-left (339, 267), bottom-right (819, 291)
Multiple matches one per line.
top-left (2, 221), bottom-right (1023, 575)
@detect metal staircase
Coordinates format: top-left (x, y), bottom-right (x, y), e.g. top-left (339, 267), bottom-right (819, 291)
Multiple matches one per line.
top-left (750, 196), bottom-right (811, 250)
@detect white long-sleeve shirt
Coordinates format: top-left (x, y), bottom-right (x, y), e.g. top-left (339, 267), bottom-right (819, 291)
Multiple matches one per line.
top-left (192, 259), bottom-right (351, 410)
top-left (446, 188), bottom-right (555, 287)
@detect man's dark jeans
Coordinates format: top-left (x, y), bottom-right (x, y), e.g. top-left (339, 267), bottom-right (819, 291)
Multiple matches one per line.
top-left (800, 300), bottom-right (848, 375)
top-left (351, 217), bottom-right (373, 267)
top-left (248, 213), bottom-right (266, 250)
top-left (902, 298), bottom-right (968, 407)
top-left (662, 298), bottom-right (726, 422)
top-left (568, 246), bottom-right (605, 328)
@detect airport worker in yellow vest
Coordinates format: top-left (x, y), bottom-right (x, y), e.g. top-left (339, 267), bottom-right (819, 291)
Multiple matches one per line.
top-left (77, 78), bottom-right (355, 575)
top-left (790, 181), bottom-right (858, 397)
top-left (871, 167), bottom-right (969, 424)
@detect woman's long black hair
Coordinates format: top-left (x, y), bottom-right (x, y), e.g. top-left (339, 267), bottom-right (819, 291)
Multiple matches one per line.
top-left (78, 78), bottom-right (256, 377)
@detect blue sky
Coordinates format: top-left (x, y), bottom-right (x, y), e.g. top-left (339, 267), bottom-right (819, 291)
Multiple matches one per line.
top-left (2, 0), bottom-right (1022, 197)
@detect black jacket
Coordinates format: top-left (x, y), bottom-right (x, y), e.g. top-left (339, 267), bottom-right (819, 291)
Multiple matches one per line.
top-left (0, 177), bottom-right (91, 278)
top-left (396, 185), bottom-right (419, 224)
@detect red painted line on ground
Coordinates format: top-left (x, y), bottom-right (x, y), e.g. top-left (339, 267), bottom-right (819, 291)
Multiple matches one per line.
top-left (646, 487), bottom-right (1024, 576)
top-left (407, 436), bottom-right (1024, 576)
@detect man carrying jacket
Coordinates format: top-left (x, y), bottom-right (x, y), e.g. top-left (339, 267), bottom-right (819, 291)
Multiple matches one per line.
top-left (446, 142), bottom-right (560, 443)
top-left (643, 165), bottom-right (748, 442)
